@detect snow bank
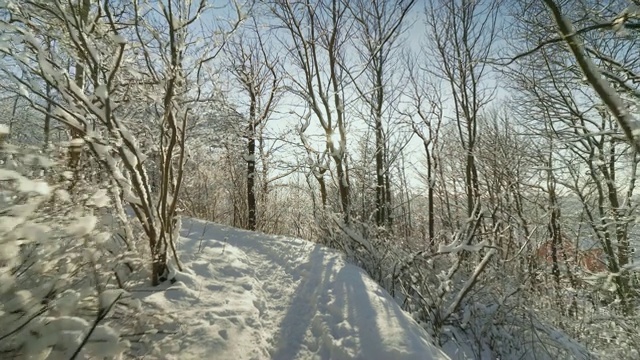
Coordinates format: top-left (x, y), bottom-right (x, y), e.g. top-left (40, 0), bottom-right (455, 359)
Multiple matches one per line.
top-left (137, 218), bottom-right (450, 360)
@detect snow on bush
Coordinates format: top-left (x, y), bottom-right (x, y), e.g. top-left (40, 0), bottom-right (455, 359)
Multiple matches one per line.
top-left (318, 209), bottom-right (610, 359)
top-left (0, 139), bottom-right (140, 358)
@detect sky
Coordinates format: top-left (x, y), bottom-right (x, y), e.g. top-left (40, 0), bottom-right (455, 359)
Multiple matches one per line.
top-left (150, 0), bottom-right (512, 193)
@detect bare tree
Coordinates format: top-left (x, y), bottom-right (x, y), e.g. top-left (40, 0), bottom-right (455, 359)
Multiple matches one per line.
top-left (542, 0), bottom-right (640, 150)
top-left (267, 0), bottom-right (353, 223)
top-left (224, 19), bottom-right (282, 231)
top-left (506, 0), bottom-right (640, 314)
top-left (424, 0), bottom-right (501, 221)
top-left (347, 0), bottom-right (416, 229)
top-left (404, 56), bottom-right (445, 248)
top-left (0, 0), bottom-right (242, 285)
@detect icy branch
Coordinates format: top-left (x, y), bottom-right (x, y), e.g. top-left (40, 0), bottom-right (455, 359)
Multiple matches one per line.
top-left (543, 0), bottom-right (640, 151)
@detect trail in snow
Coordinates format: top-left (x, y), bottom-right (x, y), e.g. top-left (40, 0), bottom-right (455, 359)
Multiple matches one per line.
top-left (136, 218), bottom-right (450, 360)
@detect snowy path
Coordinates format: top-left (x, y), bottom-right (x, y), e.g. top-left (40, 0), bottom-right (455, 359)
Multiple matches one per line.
top-left (137, 218), bottom-right (450, 360)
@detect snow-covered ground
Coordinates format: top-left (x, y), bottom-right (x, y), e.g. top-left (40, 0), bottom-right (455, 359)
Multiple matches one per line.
top-left (136, 218), bottom-right (450, 360)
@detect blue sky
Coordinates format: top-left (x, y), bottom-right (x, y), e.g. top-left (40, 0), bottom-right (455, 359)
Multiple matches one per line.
top-left (188, 0), bottom-right (509, 191)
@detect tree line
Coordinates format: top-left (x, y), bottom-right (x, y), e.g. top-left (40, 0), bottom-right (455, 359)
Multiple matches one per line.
top-left (0, 0), bottom-right (639, 358)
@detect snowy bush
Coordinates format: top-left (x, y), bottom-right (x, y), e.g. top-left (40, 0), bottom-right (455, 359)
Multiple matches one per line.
top-left (319, 208), bottom-right (617, 359)
top-left (0, 139), bottom-right (140, 359)
top-left (537, 271), bottom-right (640, 359)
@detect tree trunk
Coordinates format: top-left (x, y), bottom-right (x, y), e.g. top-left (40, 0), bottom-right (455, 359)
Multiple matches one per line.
top-left (426, 147), bottom-right (435, 249)
top-left (247, 94), bottom-right (257, 231)
top-left (319, 174), bottom-right (328, 209)
top-left (373, 64), bottom-right (389, 228)
top-left (375, 117), bottom-right (386, 227)
top-left (334, 157), bottom-right (350, 223)
top-left (43, 82), bottom-right (52, 152)
top-left (384, 147), bottom-right (393, 227)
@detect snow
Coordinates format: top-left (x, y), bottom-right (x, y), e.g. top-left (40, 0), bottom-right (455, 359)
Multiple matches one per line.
top-left (18, 84), bottom-right (29, 97)
top-left (5, 289), bottom-right (33, 313)
top-left (136, 218), bottom-right (450, 360)
top-left (69, 137), bottom-right (85, 147)
top-left (88, 189), bottom-right (110, 208)
top-left (51, 290), bottom-right (82, 316)
top-left (110, 33), bottom-right (127, 44)
top-left (99, 289), bottom-right (125, 309)
top-left (18, 178), bottom-right (50, 195)
top-left (86, 324), bottom-right (129, 358)
top-left (47, 316), bottom-right (90, 332)
top-left (66, 215), bottom-right (97, 237)
top-left (95, 84), bottom-right (108, 99)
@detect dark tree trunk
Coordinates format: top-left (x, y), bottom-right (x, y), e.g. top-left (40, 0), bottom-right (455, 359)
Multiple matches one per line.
top-left (375, 118), bottom-right (386, 227)
top-left (247, 137), bottom-right (256, 231)
top-left (334, 157), bottom-right (350, 224)
top-left (465, 149), bottom-right (479, 218)
top-left (318, 173), bottom-right (328, 209)
top-left (425, 144), bottom-right (435, 250)
top-left (549, 197), bottom-right (561, 286)
top-left (44, 82), bottom-right (52, 151)
top-left (373, 64), bottom-right (388, 228)
top-left (247, 94), bottom-right (257, 231)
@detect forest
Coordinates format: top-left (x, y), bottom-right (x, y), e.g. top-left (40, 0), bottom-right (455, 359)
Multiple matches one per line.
top-left (0, 0), bottom-right (639, 358)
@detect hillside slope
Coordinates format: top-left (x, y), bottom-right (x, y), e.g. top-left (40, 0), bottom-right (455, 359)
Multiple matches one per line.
top-left (137, 218), bottom-right (450, 360)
